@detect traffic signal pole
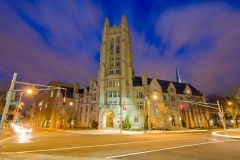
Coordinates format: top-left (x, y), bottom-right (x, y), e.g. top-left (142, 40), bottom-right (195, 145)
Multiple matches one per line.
top-left (217, 101), bottom-right (228, 135)
top-left (0, 73), bottom-right (17, 136)
top-left (179, 100), bottom-right (228, 135)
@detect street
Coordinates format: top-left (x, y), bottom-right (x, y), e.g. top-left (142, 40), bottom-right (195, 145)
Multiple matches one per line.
top-left (0, 128), bottom-right (240, 160)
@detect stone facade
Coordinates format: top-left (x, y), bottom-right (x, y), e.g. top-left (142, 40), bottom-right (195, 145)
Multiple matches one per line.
top-left (74, 15), bottom-right (209, 130)
top-left (33, 16), bottom-right (209, 130)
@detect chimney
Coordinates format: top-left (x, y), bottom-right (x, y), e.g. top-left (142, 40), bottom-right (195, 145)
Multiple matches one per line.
top-left (90, 77), bottom-right (94, 89)
top-left (74, 82), bottom-right (80, 93)
top-left (142, 72), bottom-right (147, 87)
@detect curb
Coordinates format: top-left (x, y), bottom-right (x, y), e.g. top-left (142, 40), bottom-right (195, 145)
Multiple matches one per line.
top-left (212, 129), bottom-right (240, 139)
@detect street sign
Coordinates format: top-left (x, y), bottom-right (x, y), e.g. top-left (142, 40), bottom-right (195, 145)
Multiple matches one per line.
top-left (10, 101), bottom-right (21, 105)
top-left (218, 112), bottom-right (224, 119)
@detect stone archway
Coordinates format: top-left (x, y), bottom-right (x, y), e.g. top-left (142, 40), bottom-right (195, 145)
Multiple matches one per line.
top-left (106, 111), bottom-right (115, 128)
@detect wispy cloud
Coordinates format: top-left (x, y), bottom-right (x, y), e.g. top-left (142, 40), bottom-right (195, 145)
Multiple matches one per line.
top-left (0, 0), bottom-right (104, 86)
top-left (131, 2), bottom-right (240, 94)
top-left (1, 1), bottom-right (240, 96)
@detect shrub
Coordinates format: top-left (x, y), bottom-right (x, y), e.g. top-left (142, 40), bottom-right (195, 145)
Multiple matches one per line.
top-left (91, 119), bottom-right (98, 129)
top-left (123, 115), bottom-right (131, 130)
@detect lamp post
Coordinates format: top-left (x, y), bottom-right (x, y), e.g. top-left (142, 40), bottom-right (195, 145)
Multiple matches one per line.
top-left (15, 89), bottom-right (32, 122)
top-left (147, 95), bottom-right (157, 133)
top-left (169, 117), bottom-right (172, 127)
top-left (143, 100), bottom-right (146, 134)
top-left (179, 117), bottom-right (182, 128)
top-left (0, 73), bottom-right (17, 136)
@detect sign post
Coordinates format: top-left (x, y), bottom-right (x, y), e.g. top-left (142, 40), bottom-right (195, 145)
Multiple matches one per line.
top-left (217, 101), bottom-right (228, 135)
top-left (0, 73), bottom-right (17, 136)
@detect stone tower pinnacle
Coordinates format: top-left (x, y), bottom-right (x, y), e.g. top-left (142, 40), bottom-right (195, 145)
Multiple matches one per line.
top-left (175, 62), bottom-right (181, 83)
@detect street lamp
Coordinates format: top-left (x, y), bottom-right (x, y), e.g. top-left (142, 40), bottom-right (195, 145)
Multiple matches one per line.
top-left (15, 89), bottom-right (33, 122)
top-left (144, 94), bottom-right (157, 133)
top-left (179, 117), bottom-right (182, 128)
top-left (169, 117), bottom-right (172, 128)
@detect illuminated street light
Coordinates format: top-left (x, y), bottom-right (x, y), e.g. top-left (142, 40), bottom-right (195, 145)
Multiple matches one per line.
top-left (27, 89), bottom-right (32, 94)
top-left (146, 94), bottom-right (157, 133)
top-left (15, 89), bottom-right (33, 122)
top-left (228, 102), bottom-right (232, 105)
top-left (0, 72), bottom-right (68, 136)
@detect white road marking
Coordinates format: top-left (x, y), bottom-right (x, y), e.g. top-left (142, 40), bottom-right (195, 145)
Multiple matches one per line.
top-left (0, 135), bottom-right (15, 143)
top-left (2, 136), bottom-right (207, 153)
top-left (106, 140), bottom-right (238, 159)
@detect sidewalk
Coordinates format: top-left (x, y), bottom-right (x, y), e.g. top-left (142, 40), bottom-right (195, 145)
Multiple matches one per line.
top-left (0, 126), bottom-right (15, 139)
top-left (212, 128), bottom-right (240, 139)
top-left (38, 127), bottom-right (210, 135)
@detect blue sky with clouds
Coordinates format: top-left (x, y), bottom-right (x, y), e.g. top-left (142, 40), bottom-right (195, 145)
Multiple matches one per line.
top-left (1, 0), bottom-right (240, 97)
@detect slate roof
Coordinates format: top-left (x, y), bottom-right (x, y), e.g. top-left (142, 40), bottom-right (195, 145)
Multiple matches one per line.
top-left (133, 76), bottom-right (202, 96)
top-left (60, 86), bottom-right (84, 98)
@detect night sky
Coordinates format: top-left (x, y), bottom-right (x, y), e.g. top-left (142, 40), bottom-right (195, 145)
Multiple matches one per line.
top-left (1, 0), bottom-right (240, 98)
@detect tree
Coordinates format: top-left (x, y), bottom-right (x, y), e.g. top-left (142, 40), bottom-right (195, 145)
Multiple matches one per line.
top-left (122, 114), bottom-right (131, 130)
top-left (158, 102), bottom-right (169, 131)
top-left (225, 85), bottom-right (240, 127)
top-left (59, 108), bottom-right (76, 131)
top-left (225, 103), bottom-right (239, 128)
top-left (0, 81), bottom-right (10, 114)
top-left (91, 119), bottom-right (98, 129)
top-left (186, 94), bottom-right (211, 129)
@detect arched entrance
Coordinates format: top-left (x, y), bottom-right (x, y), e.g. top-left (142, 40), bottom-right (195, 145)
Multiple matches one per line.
top-left (106, 111), bottom-right (115, 128)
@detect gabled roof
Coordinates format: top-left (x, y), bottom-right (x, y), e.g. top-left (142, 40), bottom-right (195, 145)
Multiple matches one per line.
top-left (133, 76), bottom-right (202, 96)
top-left (172, 82), bottom-right (186, 94)
top-left (60, 86), bottom-right (74, 98)
top-left (79, 89), bottom-right (84, 94)
top-left (60, 86), bottom-right (84, 98)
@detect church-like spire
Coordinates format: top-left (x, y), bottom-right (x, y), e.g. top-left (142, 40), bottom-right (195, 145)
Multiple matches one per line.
top-left (175, 62), bottom-right (181, 83)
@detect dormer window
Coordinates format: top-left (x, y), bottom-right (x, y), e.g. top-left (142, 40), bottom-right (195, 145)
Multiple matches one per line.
top-left (186, 89), bottom-right (190, 94)
top-left (170, 88), bottom-right (174, 92)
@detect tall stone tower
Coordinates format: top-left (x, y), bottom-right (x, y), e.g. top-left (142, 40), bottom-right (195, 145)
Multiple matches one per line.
top-left (98, 15), bottom-right (134, 129)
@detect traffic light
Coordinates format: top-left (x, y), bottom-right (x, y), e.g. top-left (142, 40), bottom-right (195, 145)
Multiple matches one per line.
top-left (180, 104), bottom-right (184, 110)
top-left (122, 104), bottom-right (127, 110)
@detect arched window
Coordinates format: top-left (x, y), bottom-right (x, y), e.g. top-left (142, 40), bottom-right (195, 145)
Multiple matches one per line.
top-left (116, 37), bottom-right (120, 53)
top-left (110, 38), bottom-right (114, 54)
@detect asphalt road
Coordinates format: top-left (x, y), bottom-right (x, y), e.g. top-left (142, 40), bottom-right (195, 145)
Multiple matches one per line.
top-left (0, 128), bottom-right (240, 160)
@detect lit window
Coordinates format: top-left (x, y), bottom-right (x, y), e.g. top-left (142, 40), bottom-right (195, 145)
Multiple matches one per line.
top-left (39, 101), bottom-right (43, 106)
top-left (70, 102), bottom-right (73, 106)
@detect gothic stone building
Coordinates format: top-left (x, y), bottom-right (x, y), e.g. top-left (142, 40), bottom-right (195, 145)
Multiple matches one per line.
top-left (74, 15), bottom-right (209, 130)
